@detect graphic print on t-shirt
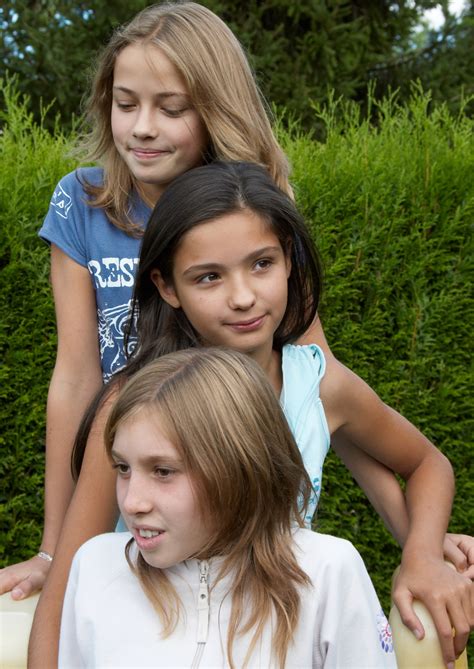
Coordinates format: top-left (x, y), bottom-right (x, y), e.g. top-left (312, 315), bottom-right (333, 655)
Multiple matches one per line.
top-left (87, 257), bottom-right (140, 381)
top-left (97, 301), bottom-right (137, 382)
top-left (88, 257), bottom-right (138, 289)
top-left (50, 183), bottom-right (73, 220)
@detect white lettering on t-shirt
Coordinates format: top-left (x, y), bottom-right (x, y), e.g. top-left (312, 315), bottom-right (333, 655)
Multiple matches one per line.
top-left (87, 258), bottom-right (139, 289)
top-left (120, 258), bottom-right (136, 288)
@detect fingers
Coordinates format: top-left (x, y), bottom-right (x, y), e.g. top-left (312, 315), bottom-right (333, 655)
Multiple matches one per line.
top-left (443, 536), bottom-right (468, 573)
top-left (11, 573), bottom-right (44, 600)
top-left (392, 589), bottom-right (425, 641)
top-left (463, 564), bottom-right (474, 581)
top-left (0, 561), bottom-right (32, 595)
top-left (454, 535), bottom-right (474, 569)
top-left (0, 557), bottom-right (50, 599)
top-left (392, 562), bottom-right (474, 668)
top-left (404, 577), bottom-right (472, 668)
top-left (428, 595), bottom-right (464, 667)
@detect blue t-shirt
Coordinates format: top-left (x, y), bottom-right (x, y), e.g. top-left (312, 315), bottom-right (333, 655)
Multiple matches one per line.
top-left (39, 168), bottom-right (151, 381)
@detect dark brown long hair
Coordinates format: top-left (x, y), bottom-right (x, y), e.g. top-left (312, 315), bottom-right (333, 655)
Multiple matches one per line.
top-left (72, 162), bottom-right (322, 477)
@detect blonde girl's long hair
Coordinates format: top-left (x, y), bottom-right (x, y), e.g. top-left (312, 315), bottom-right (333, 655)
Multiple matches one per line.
top-left (80, 2), bottom-right (291, 234)
top-left (104, 347), bottom-right (312, 669)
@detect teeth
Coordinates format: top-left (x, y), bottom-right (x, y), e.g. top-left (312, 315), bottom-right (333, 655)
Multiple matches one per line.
top-left (139, 529), bottom-right (162, 538)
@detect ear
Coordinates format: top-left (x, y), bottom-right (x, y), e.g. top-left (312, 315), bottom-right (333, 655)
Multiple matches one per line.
top-left (150, 269), bottom-right (181, 309)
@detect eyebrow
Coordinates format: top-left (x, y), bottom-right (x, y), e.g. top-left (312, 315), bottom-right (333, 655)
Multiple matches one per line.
top-left (112, 86), bottom-right (189, 101)
top-left (110, 449), bottom-right (183, 468)
top-left (182, 245), bottom-right (282, 277)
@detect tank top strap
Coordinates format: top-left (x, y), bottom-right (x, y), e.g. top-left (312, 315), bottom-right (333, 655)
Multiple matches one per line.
top-left (280, 344), bottom-right (326, 425)
top-left (280, 344), bottom-right (330, 527)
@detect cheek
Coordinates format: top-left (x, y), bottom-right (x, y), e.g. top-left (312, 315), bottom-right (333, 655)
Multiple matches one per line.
top-left (182, 118), bottom-right (208, 156)
top-left (111, 111), bottom-right (127, 144)
top-left (115, 478), bottom-right (127, 512)
top-left (182, 294), bottom-right (214, 323)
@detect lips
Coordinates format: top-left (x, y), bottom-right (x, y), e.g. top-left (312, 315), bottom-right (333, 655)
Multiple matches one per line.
top-left (225, 315), bottom-right (266, 331)
top-left (130, 148), bottom-right (171, 160)
top-left (133, 526), bottom-right (166, 551)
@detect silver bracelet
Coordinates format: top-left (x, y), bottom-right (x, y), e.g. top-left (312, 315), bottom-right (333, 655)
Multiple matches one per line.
top-left (37, 550), bottom-right (53, 562)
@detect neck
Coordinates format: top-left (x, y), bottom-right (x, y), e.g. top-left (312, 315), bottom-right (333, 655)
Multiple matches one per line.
top-left (251, 346), bottom-right (282, 396)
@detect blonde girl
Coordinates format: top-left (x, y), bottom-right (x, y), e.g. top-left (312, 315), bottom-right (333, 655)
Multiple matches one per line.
top-left (0, 1), bottom-right (292, 601)
top-left (59, 347), bottom-right (397, 668)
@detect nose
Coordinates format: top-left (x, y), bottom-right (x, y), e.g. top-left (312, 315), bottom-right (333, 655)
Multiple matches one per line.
top-left (121, 474), bottom-right (153, 516)
top-left (132, 106), bottom-right (159, 140)
top-left (228, 274), bottom-right (256, 311)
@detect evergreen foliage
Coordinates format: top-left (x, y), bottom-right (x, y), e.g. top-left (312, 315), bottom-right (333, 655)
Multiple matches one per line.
top-left (1, 83), bottom-right (472, 658)
top-left (2, 1), bottom-right (473, 129)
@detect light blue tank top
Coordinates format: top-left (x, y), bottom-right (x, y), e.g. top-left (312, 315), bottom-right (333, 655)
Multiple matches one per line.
top-left (280, 344), bottom-right (330, 527)
top-left (116, 343), bottom-right (330, 532)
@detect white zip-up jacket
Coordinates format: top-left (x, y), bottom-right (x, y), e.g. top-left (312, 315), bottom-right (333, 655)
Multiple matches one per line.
top-left (59, 529), bottom-right (396, 668)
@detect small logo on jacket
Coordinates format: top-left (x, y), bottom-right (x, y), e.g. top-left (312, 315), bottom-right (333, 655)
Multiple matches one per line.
top-left (377, 609), bottom-right (394, 653)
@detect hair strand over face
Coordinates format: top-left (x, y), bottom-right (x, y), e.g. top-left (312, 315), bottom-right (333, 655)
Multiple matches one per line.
top-left (77, 2), bottom-right (291, 234)
top-left (105, 347), bottom-right (313, 668)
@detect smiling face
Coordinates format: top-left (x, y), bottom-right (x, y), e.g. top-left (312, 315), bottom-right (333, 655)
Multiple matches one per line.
top-left (151, 209), bottom-right (291, 368)
top-left (111, 43), bottom-right (208, 205)
top-left (112, 409), bottom-right (213, 569)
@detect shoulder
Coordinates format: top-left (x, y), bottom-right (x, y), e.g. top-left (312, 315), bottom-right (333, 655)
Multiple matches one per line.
top-left (321, 355), bottom-right (385, 434)
top-left (53, 167), bottom-right (103, 197)
top-left (58, 166), bottom-right (103, 188)
top-left (47, 167), bottom-right (104, 216)
top-left (71, 532), bottom-right (132, 584)
top-left (75, 531), bottom-right (131, 560)
top-left (293, 528), bottom-right (365, 576)
top-left (283, 343), bottom-right (325, 367)
top-left (282, 344), bottom-right (326, 384)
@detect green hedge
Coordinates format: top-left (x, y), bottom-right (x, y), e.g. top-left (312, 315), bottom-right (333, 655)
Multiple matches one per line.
top-left (1, 82), bottom-right (472, 654)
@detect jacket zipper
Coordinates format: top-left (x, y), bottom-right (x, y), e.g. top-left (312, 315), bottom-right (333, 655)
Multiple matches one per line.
top-left (191, 559), bottom-right (210, 668)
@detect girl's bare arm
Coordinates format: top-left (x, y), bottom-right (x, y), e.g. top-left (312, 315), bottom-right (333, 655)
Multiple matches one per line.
top-left (299, 316), bottom-right (474, 570)
top-left (0, 246), bottom-right (103, 598)
top-left (330, 431), bottom-right (410, 546)
top-left (322, 358), bottom-right (473, 667)
top-left (28, 394), bottom-right (119, 668)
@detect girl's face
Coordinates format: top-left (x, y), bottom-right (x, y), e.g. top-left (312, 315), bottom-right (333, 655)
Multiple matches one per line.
top-left (111, 43), bottom-right (208, 206)
top-left (152, 210), bottom-right (291, 367)
top-left (112, 410), bottom-right (213, 569)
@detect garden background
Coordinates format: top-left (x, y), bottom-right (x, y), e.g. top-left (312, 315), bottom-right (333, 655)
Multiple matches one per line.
top-left (1, 0), bottom-right (473, 658)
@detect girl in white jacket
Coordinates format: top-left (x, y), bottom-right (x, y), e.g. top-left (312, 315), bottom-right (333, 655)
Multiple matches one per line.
top-left (59, 347), bottom-right (396, 668)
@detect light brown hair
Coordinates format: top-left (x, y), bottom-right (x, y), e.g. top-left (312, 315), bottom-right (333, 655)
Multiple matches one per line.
top-left (104, 347), bottom-right (312, 668)
top-left (80, 2), bottom-right (291, 233)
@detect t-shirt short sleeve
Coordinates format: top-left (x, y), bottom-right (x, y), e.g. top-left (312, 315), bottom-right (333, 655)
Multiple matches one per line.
top-left (38, 167), bottom-right (150, 381)
top-left (39, 169), bottom-right (98, 267)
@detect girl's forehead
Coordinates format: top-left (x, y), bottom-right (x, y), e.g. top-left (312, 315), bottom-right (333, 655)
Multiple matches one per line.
top-left (173, 210), bottom-right (284, 264)
top-left (115, 407), bottom-right (176, 451)
top-left (184, 209), bottom-right (273, 239)
top-left (113, 42), bottom-right (189, 96)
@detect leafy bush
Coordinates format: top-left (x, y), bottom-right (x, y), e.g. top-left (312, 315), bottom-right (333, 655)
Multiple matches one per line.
top-left (1, 81), bottom-right (472, 656)
top-left (280, 87), bottom-right (474, 621)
